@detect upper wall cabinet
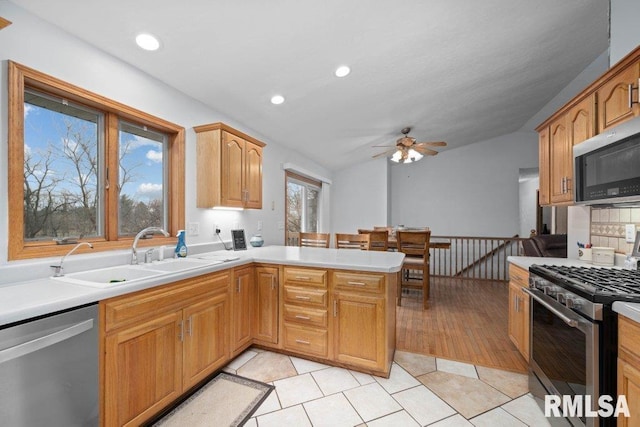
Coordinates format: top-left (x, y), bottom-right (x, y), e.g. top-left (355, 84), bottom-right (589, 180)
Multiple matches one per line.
top-left (194, 123), bottom-right (265, 209)
top-left (536, 45), bottom-right (640, 206)
top-left (596, 60), bottom-right (640, 133)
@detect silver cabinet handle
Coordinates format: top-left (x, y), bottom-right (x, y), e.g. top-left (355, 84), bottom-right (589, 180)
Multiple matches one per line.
top-left (295, 315), bottom-right (311, 320)
top-left (295, 276), bottom-right (311, 281)
top-left (0, 319), bottom-right (93, 364)
top-left (333, 300), bottom-right (338, 317)
top-left (295, 295), bottom-right (311, 300)
top-left (347, 281), bottom-right (366, 286)
top-left (271, 274), bottom-right (276, 290)
top-left (295, 339), bottom-right (310, 345)
top-left (237, 277), bottom-right (241, 293)
top-left (186, 316), bottom-right (192, 337)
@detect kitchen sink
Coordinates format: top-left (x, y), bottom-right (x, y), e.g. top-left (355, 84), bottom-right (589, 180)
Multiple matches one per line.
top-left (141, 258), bottom-right (221, 272)
top-left (52, 265), bottom-right (164, 288)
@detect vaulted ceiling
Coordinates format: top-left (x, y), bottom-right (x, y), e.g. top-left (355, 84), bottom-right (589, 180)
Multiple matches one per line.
top-left (11, 0), bottom-right (609, 170)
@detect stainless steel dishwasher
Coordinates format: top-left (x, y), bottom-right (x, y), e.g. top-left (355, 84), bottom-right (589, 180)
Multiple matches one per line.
top-left (0, 303), bottom-right (98, 426)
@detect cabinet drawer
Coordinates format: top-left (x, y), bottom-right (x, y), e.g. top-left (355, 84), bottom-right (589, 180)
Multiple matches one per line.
top-left (104, 272), bottom-right (229, 332)
top-left (283, 304), bottom-right (327, 328)
top-left (284, 323), bottom-right (328, 357)
top-left (333, 271), bottom-right (384, 293)
top-left (284, 268), bottom-right (327, 287)
top-left (509, 264), bottom-right (528, 288)
top-left (284, 286), bottom-right (327, 307)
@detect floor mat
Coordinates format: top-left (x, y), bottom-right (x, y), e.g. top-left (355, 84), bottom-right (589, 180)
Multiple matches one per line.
top-left (152, 372), bottom-right (274, 427)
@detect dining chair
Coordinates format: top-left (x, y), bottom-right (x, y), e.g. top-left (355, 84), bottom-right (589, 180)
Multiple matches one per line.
top-left (335, 233), bottom-right (370, 250)
top-left (396, 230), bottom-right (431, 309)
top-left (299, 232), bottom-right (330, 248)
top-left (357, 229), bottom-right (389, 251)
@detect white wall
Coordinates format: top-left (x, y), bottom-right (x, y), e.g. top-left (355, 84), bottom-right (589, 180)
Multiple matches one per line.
top-left (390, 131), bottom-right (538, 237)
top-left (0, 2), bottom-right (331, 263)
top-left (330, 158), bottom-right (389, 233)
top-left (610, 0), bottom-right (640, 65)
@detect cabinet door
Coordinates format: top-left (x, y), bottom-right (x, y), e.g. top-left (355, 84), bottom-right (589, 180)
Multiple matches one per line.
top-left (597, 62), bottom-right (640, 133)
top-left (538, 127), bottom-right (550, 206)
top-left (549, 115), bottom-right (572, 204)
top-left (221, 131), bottom-right (245, 207)
top-left (568, 95), bottom-right (595, 146)
top-left (183, 292), bottom-right (229, 389)
top-left (333, 292), bottom-right (385, 371)
top-left (232, 267), bottom-right (254, 354)
top-left (104, 311), bottom-right (183, 427)
top-left (618, 358), bottom-right (640, 427)
top-left (254, 266), bottom-right (279, 344)
top-left (244, 141), bottom-right (263, 209)
top-left (508, 282), bottom-right (524, 355)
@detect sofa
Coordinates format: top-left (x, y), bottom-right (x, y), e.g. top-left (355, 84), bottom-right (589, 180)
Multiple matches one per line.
top-left (522, 234), bottom-right (567, 258)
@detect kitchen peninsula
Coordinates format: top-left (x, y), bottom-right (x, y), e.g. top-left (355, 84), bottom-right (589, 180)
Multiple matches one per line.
top-left (0, 245), bottom-right (404, 426)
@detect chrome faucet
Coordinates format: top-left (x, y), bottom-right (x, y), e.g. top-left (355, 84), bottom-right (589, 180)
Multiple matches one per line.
top-left (50, 242), bottom-right (94, 277)
top-left (131, 227), bottom-right (170, 264)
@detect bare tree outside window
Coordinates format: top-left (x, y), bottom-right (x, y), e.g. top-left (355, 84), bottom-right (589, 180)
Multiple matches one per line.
top-left (285, 172), bottom-right (321, 245)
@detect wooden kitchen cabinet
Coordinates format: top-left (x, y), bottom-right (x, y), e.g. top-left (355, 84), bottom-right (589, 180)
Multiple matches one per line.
top-left (231, 266), bottom-right (254, 356)
top-left (253, 265), bottom-right (279, 344)
top-left (508, 263), bottom-right (529, 362)
top-left (549, 115), bottom-right (572, 204)
top-left (567, 95), bottom-right (596, 146)
top-left (618, 315), bottom-right (640, 426)
top-left (282, 266), bottom-right (330, 358)
top-left (331, 271), bottom-right (396, 376)
top-left (597, 60), bottom-right (640, 134)
top-left (101, 272), bottom-right (230, 426)
top-left (194, 122), bottom-right (265, 209)
top-left (538, 126), bottom-right (550, 206)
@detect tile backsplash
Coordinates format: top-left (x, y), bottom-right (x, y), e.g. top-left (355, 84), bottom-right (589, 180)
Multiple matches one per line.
top-left (591, 207), bottom-right (640, 253)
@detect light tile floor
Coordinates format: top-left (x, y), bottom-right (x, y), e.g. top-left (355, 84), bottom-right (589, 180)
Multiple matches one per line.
top-left (219, 348), bottom-right (570, 427)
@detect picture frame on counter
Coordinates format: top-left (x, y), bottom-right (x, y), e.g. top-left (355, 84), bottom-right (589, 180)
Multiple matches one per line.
top-left (231, 229), bottom-right (247, 251)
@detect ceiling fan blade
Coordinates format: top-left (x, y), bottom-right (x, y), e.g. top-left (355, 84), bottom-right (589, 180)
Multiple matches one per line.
top-left (371, 144), bottom-right (396, 148)
top-left (413, 146), bottom-right (439, 156)
top-left (415, 141), bottom-right (447, 147)
top-left (372, 148), bottom-right (397, 159)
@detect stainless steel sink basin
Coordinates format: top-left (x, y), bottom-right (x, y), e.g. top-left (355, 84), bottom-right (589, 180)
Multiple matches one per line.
top-left (52, 265), bottom-right (164, 288)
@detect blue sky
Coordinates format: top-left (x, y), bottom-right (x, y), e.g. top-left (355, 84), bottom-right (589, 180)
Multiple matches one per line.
top-left (24, 102), bottom-right (164, 204)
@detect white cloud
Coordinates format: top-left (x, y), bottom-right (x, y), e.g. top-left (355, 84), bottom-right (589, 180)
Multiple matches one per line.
top-left (138, 183), bottom-right (162, 194)
top-left (146, 149), bottom-right (163, 163)
top-left (24, 144), bottom-right (32, 156)
top-left (24, 104), bottom-right (34, 118)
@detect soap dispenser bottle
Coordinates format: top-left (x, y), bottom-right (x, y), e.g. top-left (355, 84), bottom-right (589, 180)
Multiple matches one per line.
top-left (175, 230), bottom-right (188, 258)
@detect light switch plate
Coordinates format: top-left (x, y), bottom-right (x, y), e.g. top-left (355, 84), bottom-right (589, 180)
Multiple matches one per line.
top-left (625, 224), bottom-right (636, 243)
top-left (187, 222), bottom-right (200, 236)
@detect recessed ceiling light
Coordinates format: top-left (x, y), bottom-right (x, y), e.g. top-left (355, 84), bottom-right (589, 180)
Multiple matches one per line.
top-left (335, 65), bottom-right (351, 77)
top-left (270, 95), bottom-right (285, 105)
top-left (135, 33), bottom-right (160, 51)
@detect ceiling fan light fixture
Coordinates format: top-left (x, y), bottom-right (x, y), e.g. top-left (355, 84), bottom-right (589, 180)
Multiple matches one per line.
top-left (406, 148), bottom-right (424, 163)
top-left (390, 149), bottom-right (403, 163)
top-left (335, 65), bottom-right (351, 77)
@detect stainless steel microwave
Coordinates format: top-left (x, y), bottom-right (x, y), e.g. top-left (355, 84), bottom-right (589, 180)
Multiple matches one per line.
top-left (574, 115), bottom-right (640, 205)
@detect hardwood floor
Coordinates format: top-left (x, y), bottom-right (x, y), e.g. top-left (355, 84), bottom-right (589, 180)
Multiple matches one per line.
top-left (396, 277), bottom-right (528, 373)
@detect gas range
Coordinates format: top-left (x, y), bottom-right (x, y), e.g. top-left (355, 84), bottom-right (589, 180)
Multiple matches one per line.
top-left (529, 264), bottom-right (640, 305)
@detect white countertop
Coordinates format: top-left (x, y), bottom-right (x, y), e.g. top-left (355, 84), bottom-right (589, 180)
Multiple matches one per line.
top-left (0, 245), bottom-right (404, 327)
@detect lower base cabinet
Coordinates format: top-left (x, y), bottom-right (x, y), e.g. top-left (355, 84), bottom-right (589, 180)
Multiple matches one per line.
top-left (508, 263), bottom-right (529, 361)
top-left (101, 272), bottom-right (230, 426)
top-left (618, 315), bottom-right (640, 426)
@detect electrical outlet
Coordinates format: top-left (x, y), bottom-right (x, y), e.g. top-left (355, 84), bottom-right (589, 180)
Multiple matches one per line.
top-left (187, 222), bottom-right (200, 236)
top-left (213, 224), bottom-right (220, 235)
top-left (626, 224), bottom-right (637, 243)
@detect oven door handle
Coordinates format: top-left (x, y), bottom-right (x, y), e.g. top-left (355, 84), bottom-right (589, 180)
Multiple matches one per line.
top-left (522, 288), bottom-right (579, 328)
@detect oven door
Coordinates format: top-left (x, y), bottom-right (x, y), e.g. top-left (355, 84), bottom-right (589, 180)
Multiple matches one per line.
top-left (523, 288), bottom-right (599, 427)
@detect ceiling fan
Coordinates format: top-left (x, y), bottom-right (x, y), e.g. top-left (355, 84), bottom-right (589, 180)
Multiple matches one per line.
top-left (372, 127), bottom-right (447, 163)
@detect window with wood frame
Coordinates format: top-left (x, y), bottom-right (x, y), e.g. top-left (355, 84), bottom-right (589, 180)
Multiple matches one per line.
top-left (8, 61), bottom-right (185, 260)
top-left (285, 171), bottom-right (322, 246)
